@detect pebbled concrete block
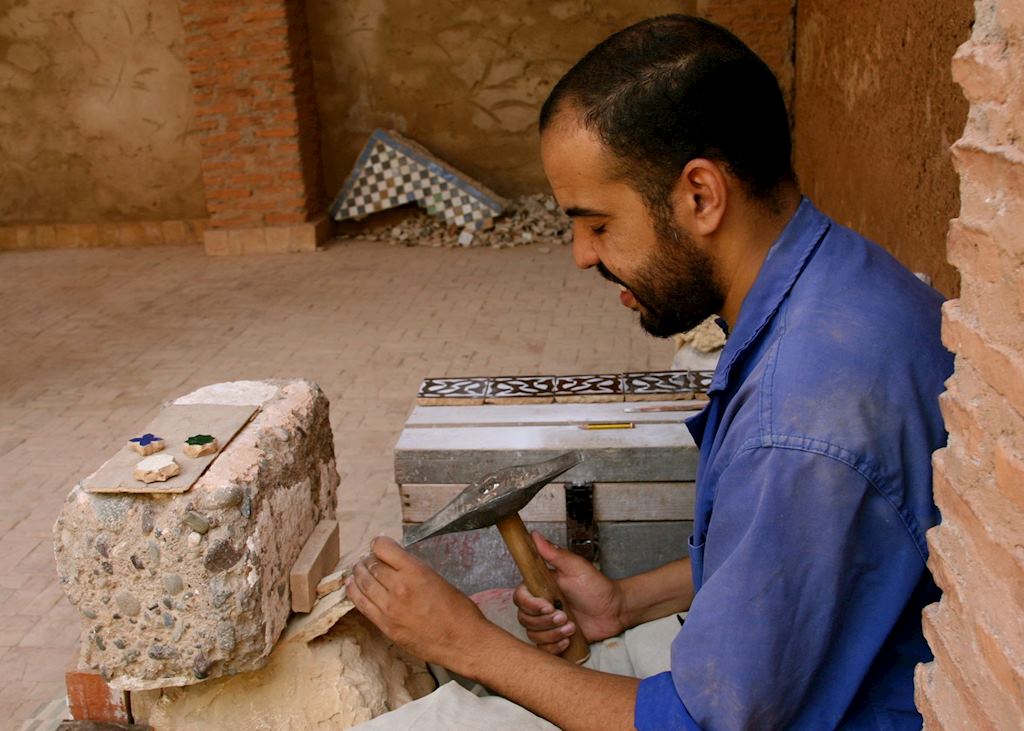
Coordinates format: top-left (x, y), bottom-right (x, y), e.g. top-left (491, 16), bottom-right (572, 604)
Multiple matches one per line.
top-left (54, 380), bottom-right (340, 690)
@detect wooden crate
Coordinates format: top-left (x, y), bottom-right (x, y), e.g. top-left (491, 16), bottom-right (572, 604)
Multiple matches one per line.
top-left (395, 401), bottom-right (698, 594)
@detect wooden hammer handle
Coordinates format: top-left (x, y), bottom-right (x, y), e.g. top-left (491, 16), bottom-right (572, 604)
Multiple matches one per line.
top-left (496, 514), bottom-right (591, 664)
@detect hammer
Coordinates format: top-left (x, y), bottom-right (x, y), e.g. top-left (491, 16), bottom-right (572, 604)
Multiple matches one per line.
top-left (403, 451), bottom-right (591, 664)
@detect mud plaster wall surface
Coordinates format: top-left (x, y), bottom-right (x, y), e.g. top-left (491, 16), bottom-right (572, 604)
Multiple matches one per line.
top-left (307, 0), bottom-right (697, 199)
top-left (793, 0), bottom-right (972, 297)
top-left (0, 0), bottom-right (206, 226)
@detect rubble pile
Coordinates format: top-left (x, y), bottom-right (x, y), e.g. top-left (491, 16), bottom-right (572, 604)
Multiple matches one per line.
top-left (341, 194), bottom-right (572, 249)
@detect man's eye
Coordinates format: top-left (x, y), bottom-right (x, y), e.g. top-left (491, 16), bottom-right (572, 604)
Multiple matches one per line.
top-left (592, 224), bottom-right (607, 235)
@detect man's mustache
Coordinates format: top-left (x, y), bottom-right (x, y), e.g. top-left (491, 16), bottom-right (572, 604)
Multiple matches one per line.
top-left (597, 262), bottom-right (628, 288)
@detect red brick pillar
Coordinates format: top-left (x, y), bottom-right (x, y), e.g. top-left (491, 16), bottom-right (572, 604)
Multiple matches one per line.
top-left (915, 2), bottom-right (1024, 728)
top-left (698, 0), bottom-right (795, 104)
top-left (178, 0), bottom-right (328, 255)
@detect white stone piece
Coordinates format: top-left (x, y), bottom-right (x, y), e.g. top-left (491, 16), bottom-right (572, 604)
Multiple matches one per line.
top-left (54, 379), bottom-right (340, 690)
top-left (133, 454), bottom-right (180, 483)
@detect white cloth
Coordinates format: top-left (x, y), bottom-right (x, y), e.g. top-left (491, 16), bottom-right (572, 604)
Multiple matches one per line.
top-left (352, 613), bottom-right (682, 730)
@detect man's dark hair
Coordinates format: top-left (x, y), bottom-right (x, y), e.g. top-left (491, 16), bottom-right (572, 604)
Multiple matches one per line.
top-left (540, 15), bottom-right (794, 212)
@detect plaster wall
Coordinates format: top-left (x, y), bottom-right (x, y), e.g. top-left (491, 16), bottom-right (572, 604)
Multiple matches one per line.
top-left (0, 0), bottom-right (205, 226)
top-left (793, 0), bottom-right (972, 297)
top-left (306, 0), bottom-right (696, 199)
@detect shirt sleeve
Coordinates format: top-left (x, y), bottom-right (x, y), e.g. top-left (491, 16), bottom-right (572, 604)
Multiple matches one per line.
top-left (636, 445), bottom-right (927, 731)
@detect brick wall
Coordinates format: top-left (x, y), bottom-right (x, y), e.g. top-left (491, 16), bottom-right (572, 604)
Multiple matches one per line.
top-left (178, 0), bottom-right (328, 254)
top-left (915, 1), bottom-right (1024, 727)
top-left (698, 0), bottom-right (795, 103)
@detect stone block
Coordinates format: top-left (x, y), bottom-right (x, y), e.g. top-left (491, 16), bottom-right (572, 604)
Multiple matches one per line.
top-left (130, 608), bottom-right (433, 730)
top-left (35, 224), bottom-right (57, 248)
top-left (161, 220), bottom-right (188, 247)
top-left (54, 380), bottom-right (340, 690)
top-left (77, 224), bottom-right (101, 248)
top-left (264, 225), bottom-right (291, 253)
top-left (0, 226), bottom-right (15, 250)
top-left (56, 224), bottom-right (78, 248)
top-left (203, 228), bottom-right (229, 256)
top-left (16, 225), bottom-right (33, 248)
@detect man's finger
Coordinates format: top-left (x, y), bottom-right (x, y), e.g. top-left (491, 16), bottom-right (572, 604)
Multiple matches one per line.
top-left (526, 622), bottom-right (576, 647)
top-left (353, 558), bottom-right (389, 607)
top-left (369, 536), bottom-right (415, 570)
top-left (512, 583), bottom-right (554, 616)
top-left (346, 576), bottom-right (387, 631)
top-left (534, 637), bottom-right (571, 656)
top-left (518, 607), bottom-right (568, 632)
top-left (365, 557), bottom-right (398, 587)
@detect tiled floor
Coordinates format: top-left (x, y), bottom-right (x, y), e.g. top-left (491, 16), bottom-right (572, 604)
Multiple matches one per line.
top-left (0, 238), bottom-right (673, 727)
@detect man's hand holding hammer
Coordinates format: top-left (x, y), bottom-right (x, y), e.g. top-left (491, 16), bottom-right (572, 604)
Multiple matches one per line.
top-left (348, 530), bottom-right (694, 731)
top-left (515, 532), bottom-right (695, 655)
top-left (347, 534), bottom-right (646, 731)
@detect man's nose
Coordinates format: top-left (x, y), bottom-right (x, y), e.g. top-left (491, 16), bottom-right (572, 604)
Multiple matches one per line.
top-left (571, 227), bottom-right (600, 270)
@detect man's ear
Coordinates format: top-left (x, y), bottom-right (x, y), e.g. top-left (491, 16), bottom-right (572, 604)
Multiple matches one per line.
top-left (670, 159), bottom-right (728, 237)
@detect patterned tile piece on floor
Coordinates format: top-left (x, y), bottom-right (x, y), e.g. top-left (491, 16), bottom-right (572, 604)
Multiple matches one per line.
top-left (416, 377), bottom-right (490, 406)
top-left (485, 375), bottom-right (559, 404)
top-left (554, 374), bottom-right (624, 403)
top-left (329, 129), bottom-right (508, 240)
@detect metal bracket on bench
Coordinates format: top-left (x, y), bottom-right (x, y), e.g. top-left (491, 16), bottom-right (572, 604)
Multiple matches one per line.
top-left (566, 482), bottom-right (599, 563)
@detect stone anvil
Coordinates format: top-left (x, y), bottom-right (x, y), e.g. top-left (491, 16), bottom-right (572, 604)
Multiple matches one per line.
top-left (53, 380), bottom-right (340, 690)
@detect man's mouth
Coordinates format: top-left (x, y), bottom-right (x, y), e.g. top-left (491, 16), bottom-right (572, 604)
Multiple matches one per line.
top-left (598, 264), bottom-right (640, 310)
top-left (617, 284), bottom-right (640, 310)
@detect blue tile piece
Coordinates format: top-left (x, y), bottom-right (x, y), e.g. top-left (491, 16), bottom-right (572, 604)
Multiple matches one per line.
top-left (329, 129), bottom-right (508, 236)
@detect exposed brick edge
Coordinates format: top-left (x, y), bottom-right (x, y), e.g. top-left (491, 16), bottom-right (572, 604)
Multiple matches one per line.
top-left (916, 1), bottom-right (1024, 728)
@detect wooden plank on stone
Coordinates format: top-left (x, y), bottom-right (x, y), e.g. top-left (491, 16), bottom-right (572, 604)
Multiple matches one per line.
top-left (400, 482), bottom-right (695, 522)
top-left (290, 519), bottom-right (340, 613)
top-left (82, 403), bottom-right (259, 494)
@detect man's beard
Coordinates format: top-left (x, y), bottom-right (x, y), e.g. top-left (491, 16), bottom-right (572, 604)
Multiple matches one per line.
top-left (598, 218), bottom-right (723, 338)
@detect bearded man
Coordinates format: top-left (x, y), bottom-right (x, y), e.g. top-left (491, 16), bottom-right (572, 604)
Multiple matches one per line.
top-left (348, 15), bottom-right (952, 730)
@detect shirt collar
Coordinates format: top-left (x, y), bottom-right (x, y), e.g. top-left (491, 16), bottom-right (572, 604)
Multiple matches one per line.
top-left (707, 197), bottom-right (831, 395)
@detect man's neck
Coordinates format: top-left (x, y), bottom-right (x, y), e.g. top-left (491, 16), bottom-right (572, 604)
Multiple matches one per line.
top-left (717, 188), bottom-right (802, 330)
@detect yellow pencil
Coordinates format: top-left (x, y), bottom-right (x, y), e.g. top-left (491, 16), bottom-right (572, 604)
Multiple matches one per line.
top-left (578, 422), bottom-right (635, 430)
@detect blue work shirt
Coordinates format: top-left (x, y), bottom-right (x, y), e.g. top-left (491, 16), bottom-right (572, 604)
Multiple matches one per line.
top-left (635, 199), bottom-right (952, 730)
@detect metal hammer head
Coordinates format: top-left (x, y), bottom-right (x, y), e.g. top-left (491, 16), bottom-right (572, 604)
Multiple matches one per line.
top-left (403, 451), bottom-right (582, 546)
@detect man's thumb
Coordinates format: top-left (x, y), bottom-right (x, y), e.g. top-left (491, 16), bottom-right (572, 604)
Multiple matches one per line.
top-left (532, 531), bottom-right (570, 567)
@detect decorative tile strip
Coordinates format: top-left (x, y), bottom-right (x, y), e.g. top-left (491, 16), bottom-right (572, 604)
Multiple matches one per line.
top-left (416, 371), bottom-right (715, 406)
top-left (485, 375), bottom-right (559, 404)
top-left (416, 377), bottom-right (490, 406)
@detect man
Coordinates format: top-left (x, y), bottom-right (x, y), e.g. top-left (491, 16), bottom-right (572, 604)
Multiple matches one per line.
top-left (348, 15), bottom-right (952, 730)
